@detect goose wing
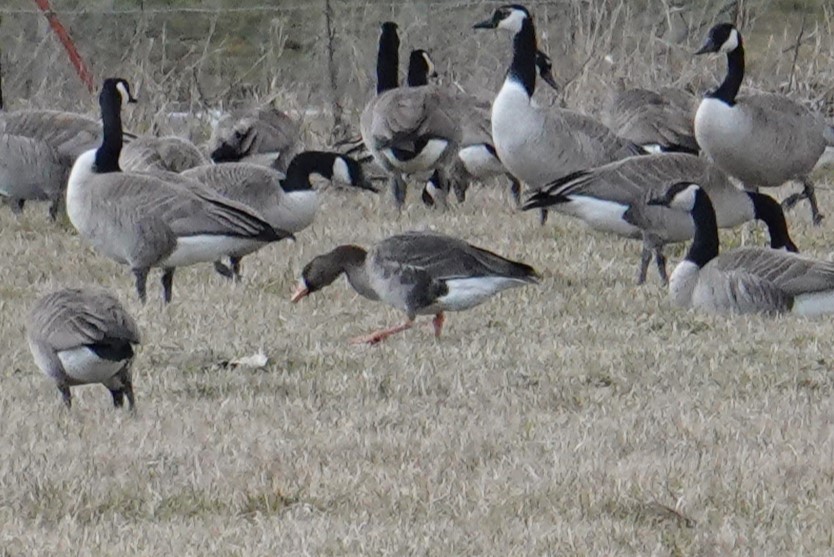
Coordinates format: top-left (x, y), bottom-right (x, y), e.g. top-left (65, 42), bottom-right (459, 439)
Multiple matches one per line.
top-left (736, 94), bottom-right (827, 164)
top-left (28, 288), bottom-right (140, 351)
top-left (372, 231), bottom-right (538, 282)
top-left (713, 248), bottom-right (834, 295)
top-left (120, 136), bottom-right (207, 173)
top-left (0, 110), bottom-right (102, 163)
top-left (182, 163), bottom-right (286, 210)
top-left (370, 86), bottom-right (459, 148)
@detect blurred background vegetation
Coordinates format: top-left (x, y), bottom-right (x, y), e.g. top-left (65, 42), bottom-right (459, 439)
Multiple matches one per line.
top-left (0, 0), bottom-right (831, 144)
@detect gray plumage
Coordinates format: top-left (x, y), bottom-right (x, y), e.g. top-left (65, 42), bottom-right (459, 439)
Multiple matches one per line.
top-left (209, 106), bottom-right (300, 171)
top-left (120, 135), bottom-right (207, 173)
top-left (26, 287), bottom-right (141, 408)
top-left (603, 83), bottom-right (698, 154)
top-left (294, 231), bottom-right (539, 343)
top-left (524, 153), bottom-right (796, 284)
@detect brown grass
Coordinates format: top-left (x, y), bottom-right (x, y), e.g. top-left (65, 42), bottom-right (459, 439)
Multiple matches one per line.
top-left (2, 1), bottom-right (834, 555)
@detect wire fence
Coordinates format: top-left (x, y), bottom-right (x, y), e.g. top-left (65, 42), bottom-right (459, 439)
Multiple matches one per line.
top-left (0, 0), bottom-right (830, 144)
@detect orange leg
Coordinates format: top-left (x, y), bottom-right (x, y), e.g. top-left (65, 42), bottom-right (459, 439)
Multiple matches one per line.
top-left (350, 320), bottom-right (415, 345)
top-left (432, 312), bottom-right (445, 338)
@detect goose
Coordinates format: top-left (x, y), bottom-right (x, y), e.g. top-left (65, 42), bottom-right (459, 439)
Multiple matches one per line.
top-left (648, 182), bottom-right (834, 315)
top-left (26, 287), bottom-right (141, 409)
top-left (0, 109), bottom-right (107, 219)
top-left (474, 5), bottom-right (644, 222)
top-left (409, 48), bottom-right (560, 207)
top-left (210, 105), bottom-right (300, 172)
top-left (67, 78), bottom-right (292, 303)
top-left (120, 135), bottom-right (208, 173)
top-left (360, 21), bottom-right (461, 208)
top-left (694, 23), bottom-right (834, 225)
top-left (182, 151), bottom-right (376, 279)
top-left (523, 153), bottom-right (797, 283)
top-left (602, 80), bottom-right (699, 154)
top-left (290, 230), bottom-right (539, 344)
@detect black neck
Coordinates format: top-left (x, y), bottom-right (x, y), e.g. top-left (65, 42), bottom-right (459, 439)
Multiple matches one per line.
top-left (507, 17), bottom-right (537, 97)
top-left (685, 189), bottom-right (720, 268)
top-left (376, 27), bottom-right (399, 94)
top-left (748, 192), bottom-right (798, 252)
top-left (407, 54), bottom-right (428, 87)
top-left (709, 43), bottom-right (744, 105)
top-left (94, 89), bottom-right (123, 173)
top-left (282, 151), bottom-right (339, 192)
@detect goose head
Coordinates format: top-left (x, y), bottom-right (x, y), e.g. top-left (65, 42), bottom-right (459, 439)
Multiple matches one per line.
top-left (332, 154), bottom-right (377, 192)
top-left (102, 77), bottom-right (138, 107)
top-left (534, 50), bottom-right (559, 90)
top-left (695, 23), bottom-right (742, 55)
top-left (408, 49), bottom-right (438, 86)
top-left (647, 181), bottom-right (702, 211)
top-left (473, 5), bottom-right (531, 34)
top-left (291, 245), bottom-right (368, 302)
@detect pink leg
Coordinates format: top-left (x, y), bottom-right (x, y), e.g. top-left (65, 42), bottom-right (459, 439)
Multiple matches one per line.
top-left (350, 320), bottom-right (415, 345)
top-left (432, 312), bottom-right (445, 338)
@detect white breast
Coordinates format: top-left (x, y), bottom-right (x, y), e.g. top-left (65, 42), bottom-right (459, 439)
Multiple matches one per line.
top-left (458, 145), bottom-right (504, 178)
top-left (668, 260), bottom-right (700, 308)
top-left (57, 346), bottom-right (127, 385)
top-left (66, 149), bottom-right (97, 232)
top-left (160, 235), bottom-right (267, 267)
top-left (382, 139), bottom-right (449, 173)
top-left (268, 189), bottom-right (318, 233)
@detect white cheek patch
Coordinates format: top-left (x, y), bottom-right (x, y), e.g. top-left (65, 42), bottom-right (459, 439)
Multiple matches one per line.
top-left (497, 10), bottom-right (525, 34)
top-left (423, 53), bottom-right (435, 76)
top-left (116, 81), bottom-right (130, 105)
top-left (332, 157), bottom-right (352, 184)
top-left (671, 184), bottom-right (700, 211)
top-left (719, 29), bottom-right (740, 53)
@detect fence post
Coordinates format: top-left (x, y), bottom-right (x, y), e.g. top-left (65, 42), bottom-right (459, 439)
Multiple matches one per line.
top-left (325, 0), bottom-right (346, 141)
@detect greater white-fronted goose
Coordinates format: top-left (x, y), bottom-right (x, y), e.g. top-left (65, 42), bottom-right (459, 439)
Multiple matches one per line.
top-left (291, 231), bottom-right (539, 344)
top-left (26, 287), bottom-right (141, 408)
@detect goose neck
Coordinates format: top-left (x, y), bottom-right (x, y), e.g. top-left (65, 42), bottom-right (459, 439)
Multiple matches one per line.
top-left (507, 17), bottom-right (538, 98)
top-left (711, 43), bottom-right (744, 105)
top-left (376, 27), bottom-right (399, 94)
top-left (748, 192), bottom-right (798, 252)
top-left (685, 189), bottom-right (720, 267)
top-left (283, 151), bottom-right (336, 192)
top-left (94, 91), bottom-right (123, 173)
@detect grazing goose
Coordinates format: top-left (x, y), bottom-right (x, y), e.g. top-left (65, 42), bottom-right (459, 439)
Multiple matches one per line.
top-left (67, 78), bottom-right (292, 303)
top-left (523, 153), bottom-right (797, 283)
top-left (26, 287), bottom-right (141, 409)
top-left (694, 23), bottom-right (833, 225)
top-left (649, 182), bottom-right (834, 315)
top-left (474, 5), bottom-right (643, 222)
top-left (120, 135), bottom-right (208, 173)
top-left (360, 22), bottom-right (461, 208)
top-left (210, 106), bottom-right (300, 172)
top-left (602, 81), bottom-right (699, 154)
top-left (290, 231), bottom-right (539, 344)
top-left (183, 151), bottom-right (375, 279)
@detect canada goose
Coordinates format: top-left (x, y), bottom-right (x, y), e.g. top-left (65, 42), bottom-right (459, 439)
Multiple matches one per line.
top-left (0, 109), bottom-right (108, 218)
top-left (523, 153), bottom-right (797, 283)
top-left (120, 135), bottom-right (207, 173)
top-left (694, 23), bottom-right (833, 225)
top-left (602, 80), bottom-right (699, 154)
top-left (182, 151), bottom-right (376, 279)
top-left (648, 182), bottom-right (834, 315)
top-left (474, 5), bottom-right (644, 223)
top-left (210, 106), bottom-right (300, 172)
top-left (67, 78), bottom-right (292, 303)
top-left (0, 133), bottom-right (67, 219)
top-left (26, 287), bottom-right (141, 408)
top-left (409, 48), bottom-right (559, 207)
top-left (290, 231), bottom-right (539, 344)
top-left (360, 22), bottom-right (461, 208)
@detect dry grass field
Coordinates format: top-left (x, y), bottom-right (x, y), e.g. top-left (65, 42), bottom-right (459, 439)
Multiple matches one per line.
top-left (2, 0), bottom-right (834, 555)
